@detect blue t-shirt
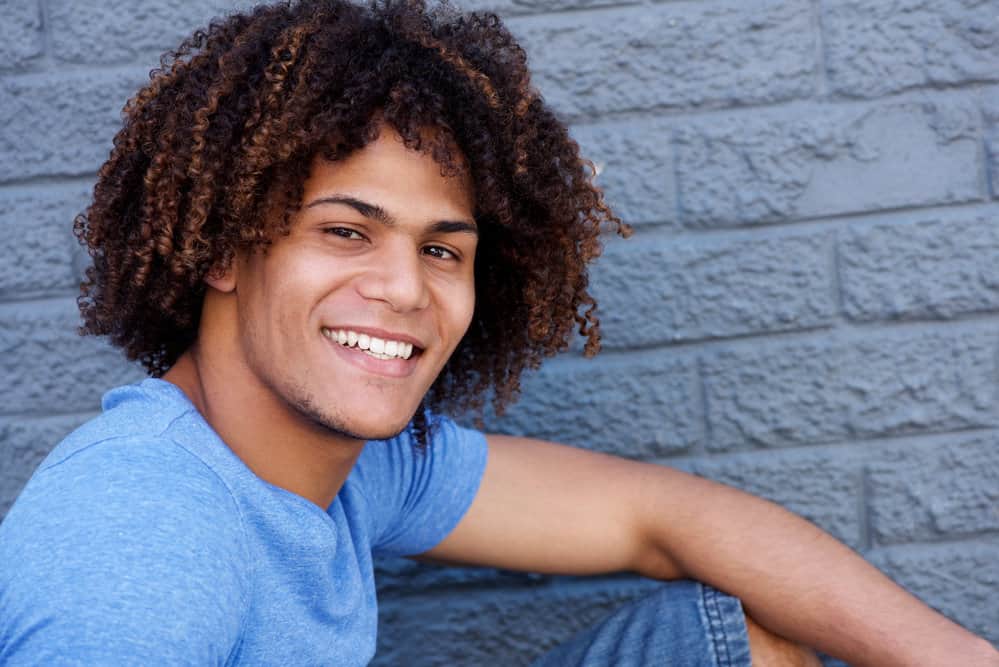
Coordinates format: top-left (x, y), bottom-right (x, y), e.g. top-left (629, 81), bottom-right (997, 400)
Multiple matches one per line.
top-left (0, 379), bottom-right (488, 665)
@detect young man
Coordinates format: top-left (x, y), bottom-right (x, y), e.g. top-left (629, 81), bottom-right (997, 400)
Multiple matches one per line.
top-left (0, 0), bottom-right (995, 665)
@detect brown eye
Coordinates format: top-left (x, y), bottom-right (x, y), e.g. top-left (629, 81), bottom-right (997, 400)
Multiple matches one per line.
top-left (423, 245), bottom-right (457, 260)
top-left (326, 227), bottom-right (365, 240)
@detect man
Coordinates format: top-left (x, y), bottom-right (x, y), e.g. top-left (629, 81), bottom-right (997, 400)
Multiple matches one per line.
top-left (0, 0), bottom-right (995, 665)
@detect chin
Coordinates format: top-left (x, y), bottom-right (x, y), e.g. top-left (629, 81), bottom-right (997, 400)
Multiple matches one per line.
top-left (285, 387), bottom-right (417, 442)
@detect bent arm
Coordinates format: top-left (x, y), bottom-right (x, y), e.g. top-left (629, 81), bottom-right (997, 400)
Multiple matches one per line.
top-left (416, 434), bottom-right (998, 667)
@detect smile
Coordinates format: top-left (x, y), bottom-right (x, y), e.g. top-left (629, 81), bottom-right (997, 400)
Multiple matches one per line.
top-left (321, 327), bottom-right (416, 360)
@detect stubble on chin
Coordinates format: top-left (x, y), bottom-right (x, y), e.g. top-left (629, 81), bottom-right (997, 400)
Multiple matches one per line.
top-left (283, 382), bottom-right (412, 443)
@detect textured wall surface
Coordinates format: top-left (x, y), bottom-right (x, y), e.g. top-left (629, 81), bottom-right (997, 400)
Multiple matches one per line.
top-left (1, 0), bottom-right (997, 664)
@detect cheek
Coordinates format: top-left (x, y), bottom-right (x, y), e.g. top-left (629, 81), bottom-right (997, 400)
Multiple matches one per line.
top-left (436, 277), bottom-right (477, 347)
top-left (456, 279), bottom-right (477, 335)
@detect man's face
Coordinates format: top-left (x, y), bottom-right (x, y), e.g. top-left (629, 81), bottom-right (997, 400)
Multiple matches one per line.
top-left (222, 126), bottom-right (477, 441)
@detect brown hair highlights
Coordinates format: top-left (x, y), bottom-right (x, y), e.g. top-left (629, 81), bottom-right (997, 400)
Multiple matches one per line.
top-left (75, 0), bottom-right (630, 431)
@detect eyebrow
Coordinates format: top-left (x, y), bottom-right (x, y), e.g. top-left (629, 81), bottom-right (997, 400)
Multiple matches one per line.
top-left (305, 195), bottom-right (478, 236)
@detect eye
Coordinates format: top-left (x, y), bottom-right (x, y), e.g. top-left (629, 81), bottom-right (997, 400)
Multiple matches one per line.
top-left (423, 245), bottom-right (458, 261)
top-left (325, 227), bottom-right (365, 241)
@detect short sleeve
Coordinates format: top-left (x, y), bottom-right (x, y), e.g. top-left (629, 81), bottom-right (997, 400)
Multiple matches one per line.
top-left (353, 417), bottom-right (488, 558)
top-left (0, 438), bottom-right (250, 666)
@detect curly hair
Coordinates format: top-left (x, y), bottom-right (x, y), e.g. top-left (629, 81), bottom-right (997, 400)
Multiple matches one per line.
top-left (74, 0), bottom-right (630, 434)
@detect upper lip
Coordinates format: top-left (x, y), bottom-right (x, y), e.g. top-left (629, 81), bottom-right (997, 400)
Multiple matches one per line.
top-left (323, 325), bottom-right (427, 350)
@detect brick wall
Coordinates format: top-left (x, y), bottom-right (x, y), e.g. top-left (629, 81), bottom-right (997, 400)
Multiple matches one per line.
top-left (1, 0), bottom-right (997, 663)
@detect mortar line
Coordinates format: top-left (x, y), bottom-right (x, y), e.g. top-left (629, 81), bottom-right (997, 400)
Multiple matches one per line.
top-left (858, 465), bottom-right (872, 554)
top-left (619, 198), bottom-right (999, 243)
top-left (979, 91), bottom-right (995, 201)
top-left (37, 0), bottom-right (54, 68)
top-left (810, 0), bottom-right (830, 99)
top-left (648, 424), bottom-right (999, 468)
top-left (696, 355), bottom-right (711, 456)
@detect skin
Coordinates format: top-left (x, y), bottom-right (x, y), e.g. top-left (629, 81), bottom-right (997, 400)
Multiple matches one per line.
top-left (165, 126), bottom-right (479, 508)
top-left (165, 125), bottom-right (999, 666)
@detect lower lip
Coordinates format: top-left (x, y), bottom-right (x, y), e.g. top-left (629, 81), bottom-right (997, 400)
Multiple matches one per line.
top-left (325, 335), bottom-right (420, 378)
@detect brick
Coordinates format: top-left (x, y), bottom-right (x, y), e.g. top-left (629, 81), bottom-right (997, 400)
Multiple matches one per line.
top-left (823, 0), bottom-right (999, 99)
top-left (841, 214), bottom-right (999, 322)
top-left (374, 578), bottom-right (661, 666)
top-left (483, 353), bottom-right (701, 458)
top-left (871, 540), bottom-right (999, 646)
top-left (0, 414), bottom-right (91, 517)
top-left (0, 69), bottom-right (147, 183)
top-left (0, 185), bottom-right (90, 296)
top-left (589, 230), bottom-right (835, 348)
top-left (510, 0), bottom-right (815, 118)
top-left (675, 99), bottom-right (982, 227)
top-left (702, 330), bottom-right (999, 451)
top-left (0, 299), bottom-right (145, 416)
top-left (695, 449), bottom-right (862, 548)
top-left (47, 0), bottom-right (239, 65)
top-left (0, 1), bottom-right (43, 71)
top-left (374, 556), bottom-right (544, 594)
top-left (867, 436), bottom-right (999, 545)
top-left (571, 119), bottom-right (676, 227)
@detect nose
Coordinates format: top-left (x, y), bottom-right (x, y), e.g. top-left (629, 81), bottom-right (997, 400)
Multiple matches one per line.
top-left (355, 240), bottom-right (431, 312)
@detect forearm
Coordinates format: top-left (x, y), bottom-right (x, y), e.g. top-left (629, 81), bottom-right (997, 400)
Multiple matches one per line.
top-left (639, 468), bottom-right (998, 667)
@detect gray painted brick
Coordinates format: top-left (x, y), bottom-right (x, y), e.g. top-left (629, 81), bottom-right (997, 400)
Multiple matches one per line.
top-left (675, 99), bottom-right (982, 227)
top-left (374, 557), bottom-right (544, 594)
top-left (0, 185), bottom-right (90, 296)
top-left (510, 0), bottom-right (815, 118)
top-left (571, 119), bottom-right (676, 227)
top-left (867, 435), bottom-right (999, 545)
top-left (0, 414), bottom-right (91, 518)
top-left (871, 540), bottom-right (999, 645)
top-left (695, 449), bottom-right (862, 549)
top-left (0, 1), bottom-right (43, 71)
top-left (823, 0), bottom-right (999, 99)
top-left (374, 578), bottom-right (661, 667)
top-left (702, 330), bottom-right (999, 451)
top-left (47, 0), bottom-right (241, 65)
top-left (841, 214), bottom-right (999, 322)
top-left (589, 230), bottom-right (835, 348)
top-left (0, 69), bottom-right (147, 183)
top-left (0, 299), bottom-right (145, 416)
top-left (485, 353), bottom-right (701, 458)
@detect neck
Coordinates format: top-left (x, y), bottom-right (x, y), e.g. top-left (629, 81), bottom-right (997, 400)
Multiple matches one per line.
top-left (163, 337), bottom-right (366, 512)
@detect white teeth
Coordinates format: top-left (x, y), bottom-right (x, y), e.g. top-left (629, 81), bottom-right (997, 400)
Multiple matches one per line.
top-left (323, 328), bottom-right (417, 361)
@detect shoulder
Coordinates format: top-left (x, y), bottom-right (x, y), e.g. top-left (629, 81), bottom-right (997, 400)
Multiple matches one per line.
top-left (351, 415), bottom-right (489, 557)
top-left (0, 435), bottom-right (250, 663)
top-left (352, 416), bottom-right (487, 491)
top-left (6, 432), bottom-right (248, 565)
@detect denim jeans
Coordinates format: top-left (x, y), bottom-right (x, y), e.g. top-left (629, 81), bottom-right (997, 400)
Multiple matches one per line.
top-left (529, 581), bottom-right (751, 666)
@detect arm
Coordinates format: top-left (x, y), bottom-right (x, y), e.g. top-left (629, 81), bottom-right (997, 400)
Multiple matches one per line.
top-left (415, 434), bottom-right (998, 667)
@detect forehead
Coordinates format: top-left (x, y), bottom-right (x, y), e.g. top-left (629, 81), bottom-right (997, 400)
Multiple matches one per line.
top-left (303, 127), bottom-right (475, 218)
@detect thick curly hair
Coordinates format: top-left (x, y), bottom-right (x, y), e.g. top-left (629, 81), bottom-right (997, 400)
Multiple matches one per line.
top-left (75, 0), bottom-right (629, 431)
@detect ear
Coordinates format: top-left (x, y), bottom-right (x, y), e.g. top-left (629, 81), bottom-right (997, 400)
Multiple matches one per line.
top-left (205, 259), bottom-right (237, 293)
